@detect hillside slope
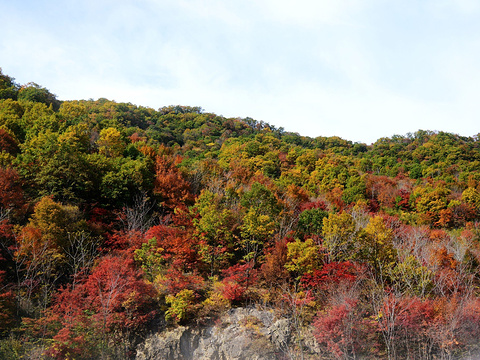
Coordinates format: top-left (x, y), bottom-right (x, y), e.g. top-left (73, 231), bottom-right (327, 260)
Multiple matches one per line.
top-left (1, 68), bottom-right (480, 359)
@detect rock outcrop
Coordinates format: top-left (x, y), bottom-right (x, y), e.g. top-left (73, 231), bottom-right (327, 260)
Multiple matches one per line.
top-left (136, 307), bottom-right (296, 360)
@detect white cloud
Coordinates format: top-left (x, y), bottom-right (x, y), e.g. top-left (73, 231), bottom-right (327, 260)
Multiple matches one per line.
top-left (253, 0), bottom-right (370, 27)
top-left (2, 0), bottom-right (480, 144)
top-left (427, 0), bottom-right (480, 16)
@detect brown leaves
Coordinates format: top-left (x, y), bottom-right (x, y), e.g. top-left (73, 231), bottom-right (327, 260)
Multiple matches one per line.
top-left (0, 167), bottom-right (25, 214)
top-left (154, 155), bottom-right (194, 210)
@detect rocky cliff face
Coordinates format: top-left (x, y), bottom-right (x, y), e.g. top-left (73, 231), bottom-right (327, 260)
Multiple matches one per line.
top-left (136, 307), bottom-right (316, 360)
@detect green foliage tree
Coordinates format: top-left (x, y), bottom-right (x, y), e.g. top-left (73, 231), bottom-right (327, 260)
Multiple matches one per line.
top-left (18, 82), bottom-right (60, 110)
top-left (165, 289), bottom-right (196, 323)
top-left (134, 237), bottom-right (165, 282)
top-left (0, 99), bottom-right (24, 141)
top-left (297, 207), bottom-right (328, 238)
top-left (17, 127), bottom-right (94, 202)
top-left (0, 68), bottom-right (19, 100)
top-left (240, 207), bottom-right (275, 263)
top-left (240, 182), bottom-right (281, 218)
top-left (342, 174), bottom-right (367, 204)
top-left (192, 190), bottom-right (236, 275)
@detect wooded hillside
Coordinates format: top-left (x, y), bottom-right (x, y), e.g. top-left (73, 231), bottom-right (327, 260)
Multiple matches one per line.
top-left (2, 68), bottom-right (480, 359)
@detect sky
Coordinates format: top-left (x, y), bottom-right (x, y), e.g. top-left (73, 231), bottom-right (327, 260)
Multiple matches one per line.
top-left (1, 0), bottom-right (480, 144)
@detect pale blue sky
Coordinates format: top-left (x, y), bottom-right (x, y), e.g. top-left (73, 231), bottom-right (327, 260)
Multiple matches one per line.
top-left (1, 0), bottom-right (480, 144)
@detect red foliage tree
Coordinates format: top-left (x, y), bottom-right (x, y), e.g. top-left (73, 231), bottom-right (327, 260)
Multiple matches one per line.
top-left (145, 224), bottom-right (199, 270)
top-left (47, 255), bottom-right (157, 359)
top-left (396, 189), bottom-right (411, 210)
top-left (313, 298), bottom-right (375, 359)
top-left (0, 225), bottom-right (15, 335)
top-left (301, 261), bottom-right (358, 292)
top-left (299, 200), bottom-right (328, 212)
top-left (221, 263), bottom-right (257, 302)
top-left (396, 297), bottom-right (436, 334)
top-left (0, 128), bottom-right (19, 154)
top-left (458, 298), bottom-right (480, 347)
top-left (83, 255), bottom-right (156, 329)
top-left (366, 175), bottom-right (398, 209)
top-left (104, 229), bottom-right (144, 255)
top-left (158, 266), bottom-right (205, 296)
top-left (154, 154), bottom-right (194, 210)
top-left (0, 167), bottom-right (25, 216)
top-left (261, 238), bottom-right (291, 287)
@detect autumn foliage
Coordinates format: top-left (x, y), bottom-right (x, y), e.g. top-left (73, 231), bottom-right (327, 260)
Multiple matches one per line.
top-left (2, 68), bottom-right (480, 359)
